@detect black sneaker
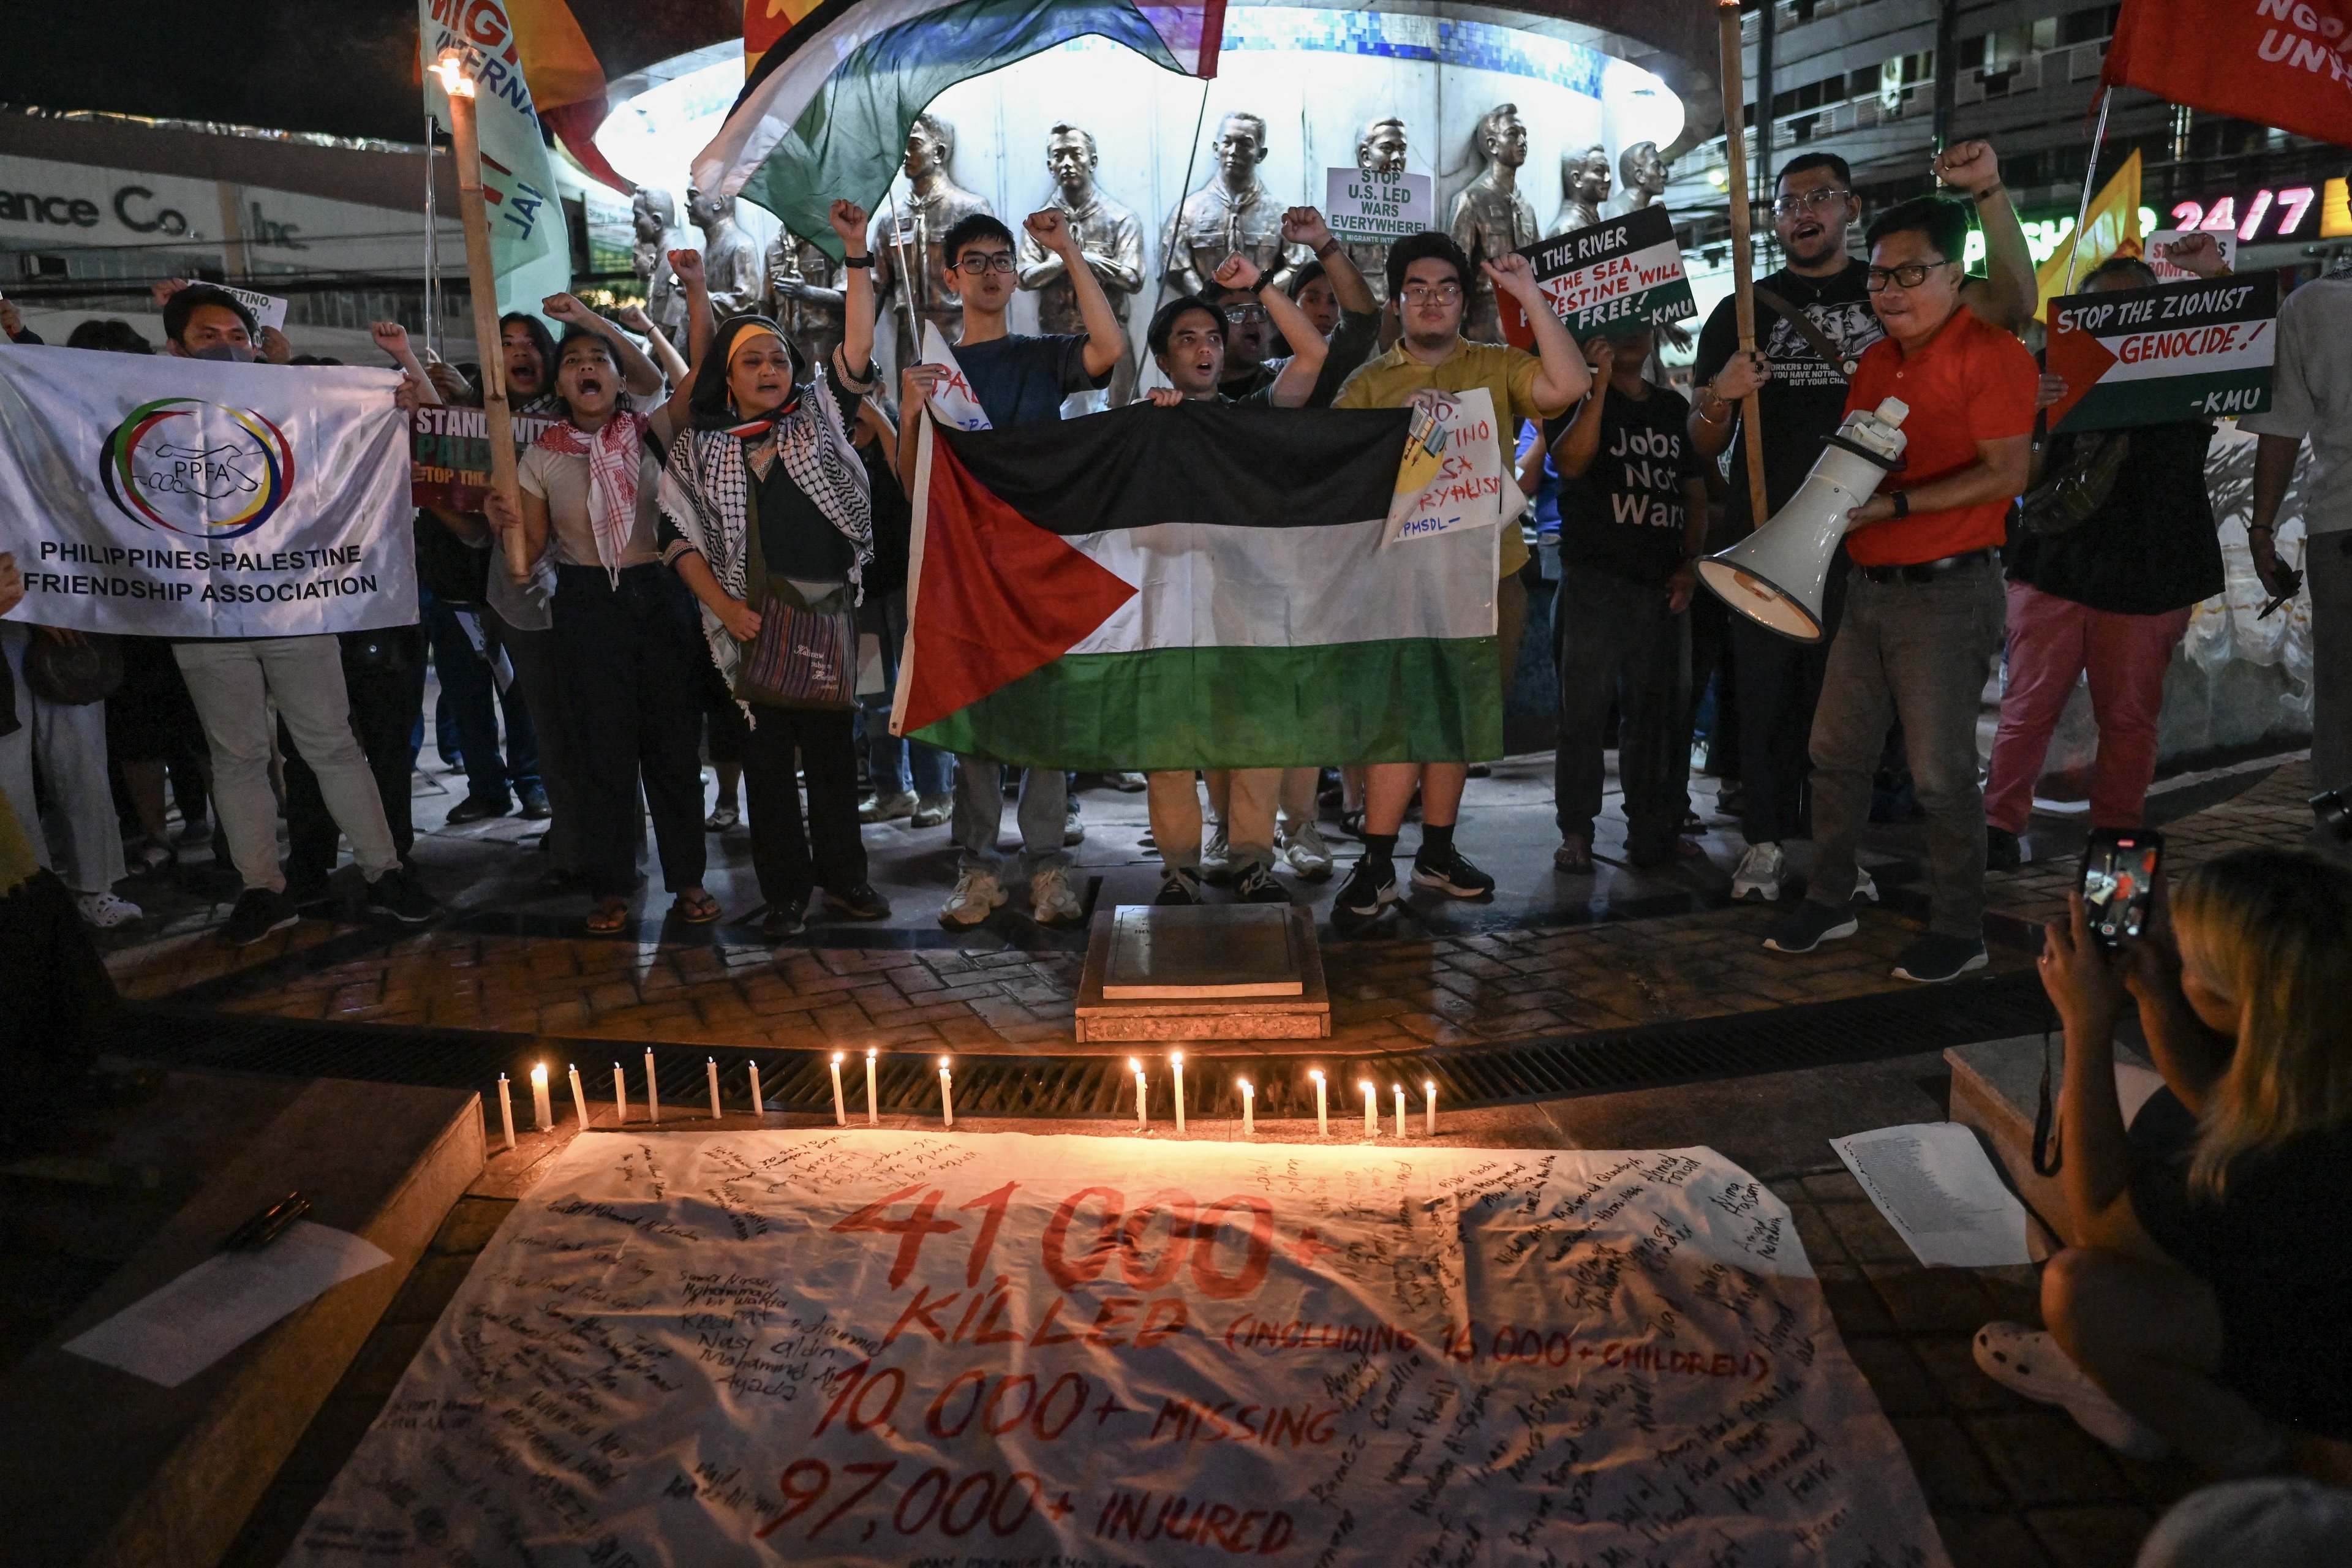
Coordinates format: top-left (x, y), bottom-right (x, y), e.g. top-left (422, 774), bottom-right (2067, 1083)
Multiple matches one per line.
top-left (823, 882), bottom-right (892, 920)
top-left (762, 904), bottom-right (807, 941)
top-left (1986, 827), bottom-right (2026, 872)
top-left (445, 793), bottom-right (512, 824)
top-left (363, 867), bottom-right (443, 924)
top-left (1762, 900), bottom-right (1860, 953)
top-left (1332, 860), bottom-right (1397, 926)
top-left (1233, 862), bottom-right (1291, 904)
top-left (518, 782), bottom-right (552, 820)
top-left (224, 887), bottom-right (299, 945)
top-left (1154, 868), bottom-right (1203, 906)
top-left (1892, 933), bottom-right (1989, 983)
top-left (1411, 844), bottom-right (1495, 899)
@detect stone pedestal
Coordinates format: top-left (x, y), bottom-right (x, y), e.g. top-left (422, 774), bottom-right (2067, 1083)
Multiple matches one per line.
top-left (1076, 905), bottom-right (1330, 1042)
top-left (1945, 1034), bottom-right (2163, 1248)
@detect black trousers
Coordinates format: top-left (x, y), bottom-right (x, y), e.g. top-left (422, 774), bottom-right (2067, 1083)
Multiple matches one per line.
top-left (283, 626), bottom-right (424, 883)
top-left (1554, 568), bottom-right (1690, 860)
top-left (553, 565), bottom-right (708, 899)
top-left (742, 703), bottom-right (865, 911)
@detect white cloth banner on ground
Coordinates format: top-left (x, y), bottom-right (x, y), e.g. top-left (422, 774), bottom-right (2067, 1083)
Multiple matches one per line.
top-left (287, 1130), bottom-right (1950, 1567)
top-left (0, 345), bottom-right (416, 636)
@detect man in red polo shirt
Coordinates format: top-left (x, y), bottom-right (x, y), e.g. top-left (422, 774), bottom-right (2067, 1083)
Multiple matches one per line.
top-left (1763, 195), bottom-right (2038, 981)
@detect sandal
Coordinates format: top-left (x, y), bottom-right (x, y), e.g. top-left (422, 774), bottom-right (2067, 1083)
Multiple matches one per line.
top-left (1553, 837), bottom-right (1594, 873)
top-left (584, 895), bottom-right (630, 935)
top-left (671, 888), bottom-right (723, 925)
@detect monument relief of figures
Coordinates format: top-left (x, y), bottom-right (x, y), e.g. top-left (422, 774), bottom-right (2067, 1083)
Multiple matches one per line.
top-left (632, 187), bottom-right (687, 350)
top-left (1447, 103), bottom-right (1539, 343)
top-left (871, 112), bottom-right (994, 367)
top-left (1018, 123), bottom-right (1144, 405)
top-left (1166, 111), bottom-right (1309, 298)
top-left (1602, 141), bottom-right (1670, 220)
top-left (764, 228), bottom-right (844, 372)
top-left (1549, 145), bottom-right (1613, 236)
top-left (1345, 116), bottom-right (1409, 304)
top-left (687, 186), bottom-right (763, 320)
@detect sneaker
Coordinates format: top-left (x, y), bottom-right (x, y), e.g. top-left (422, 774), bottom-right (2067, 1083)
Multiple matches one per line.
top-left (861, 791), bottom-right (918, 824)
top-left (1762, 900), bottom-right (1859, 953)
top-left (911, 793), bottom-right (952, 827)
top-left (1731, 841), bottom-right (1785, 902)
top-left (939, 867), bottom-right (1006, 928)
top-left (704, 803), bottom-right (741, 832)
top-left (1063, 802), bottom-right (1087, 848)
top-left (1107, 771), bottom-right (1149, 793)
top-left (224, 886), bottom-right (299, 946)
top-left (1854, 865), bottom-right (1880, 903)
top-left (1411, 843), bottom-right (1495, 899)
top-left (364, 867), bottom-right (443, 924)
top-left (1972, 1322), bottom-right (2168, 1460)
top-left (1893, 933), bottom-right (1988, 983)
top-left (445, 793), bottom-right (511, 824)
top-left (762, 903), bottom-right (808, 941)
top-left (1987, 827), bottom-right (2026, 872)
top-left (75, 891), bottom-right (141, 929)
top-left (1234, 862), bottom-right (1291, 904)
top-left (1200, 820), bottom-right (1231, 881)
top-left (1280, 820), bottom-right (1334, 881)
top-left (1332, 860), bottom-right (1398, 927)
top-left (823, 882), bottom-right (892, 920)
top-left (1155, 867), bottom-right (1203, 905)
top-left (517, 782), bottom-right (552, 820)
top-left (1031, 865), bottom-right (1084, 925)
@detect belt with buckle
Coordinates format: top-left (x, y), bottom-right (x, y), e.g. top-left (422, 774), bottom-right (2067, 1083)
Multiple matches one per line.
top-left (1856, 547), bottom-right (1999, 586)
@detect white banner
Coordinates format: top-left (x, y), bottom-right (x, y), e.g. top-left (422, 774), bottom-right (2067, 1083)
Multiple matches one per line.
top-left (0, 345), bottom-right (416, 636)
top-left (286, 1129), bottom-right (1948, 1567)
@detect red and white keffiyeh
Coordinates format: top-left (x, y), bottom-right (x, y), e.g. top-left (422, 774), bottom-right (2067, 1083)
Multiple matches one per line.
top-left (535, 410), bottom-right (651, 583)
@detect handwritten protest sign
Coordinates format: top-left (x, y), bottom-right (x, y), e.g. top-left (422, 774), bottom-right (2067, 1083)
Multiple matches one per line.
top-left (2046, 273), bottom-right (2277, 432)
top-left (222, 284), bottom-right (288, 333)
top-left (1385, 388), bottom-right (1506, 546)
top-left (921, 319), bottom-right (993, 431)
top-left (1518, 205), bottom-right (1697, 341)
top-left (285, 1129), bottom-right (1948, 1567)
top-left (1324, 167), bottom-right (1433, 240)
top-left (409, 404), bottom-right (560, 510)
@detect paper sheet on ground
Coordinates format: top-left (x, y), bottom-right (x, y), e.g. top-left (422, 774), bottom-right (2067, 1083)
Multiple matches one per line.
top-left (1831, 1122), bottom-right (2032, 1268)
top-left (286, 1130), bottom-right (1949, 1566)
top-left (64, 1220), bottom-right (391, 1387)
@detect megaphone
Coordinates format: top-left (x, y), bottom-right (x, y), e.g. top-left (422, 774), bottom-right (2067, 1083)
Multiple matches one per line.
top-left (1697, 396), bottom-right (1910, 642)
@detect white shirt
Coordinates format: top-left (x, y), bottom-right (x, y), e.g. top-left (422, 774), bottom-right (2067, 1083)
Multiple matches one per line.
top-left (2241, 276), bottom-right (2352, 535)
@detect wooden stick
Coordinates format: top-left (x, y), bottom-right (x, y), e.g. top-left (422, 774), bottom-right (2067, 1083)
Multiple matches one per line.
top-left (440, 61), bottom-right (530, 586)
top-left (1718, 1), bottom-right (1770, 529)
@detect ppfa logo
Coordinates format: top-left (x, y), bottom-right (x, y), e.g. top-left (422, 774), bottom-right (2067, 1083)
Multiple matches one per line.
top-left (98, 398), bottom-right (294, 539)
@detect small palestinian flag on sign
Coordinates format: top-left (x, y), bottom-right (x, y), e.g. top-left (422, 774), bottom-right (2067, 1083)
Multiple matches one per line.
top-left (892, 402), bottom-right (1503, 772)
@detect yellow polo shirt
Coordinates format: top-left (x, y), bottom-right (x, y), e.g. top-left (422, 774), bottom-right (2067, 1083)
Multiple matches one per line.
top-left (1333, 337), bottom-right (1568, 578)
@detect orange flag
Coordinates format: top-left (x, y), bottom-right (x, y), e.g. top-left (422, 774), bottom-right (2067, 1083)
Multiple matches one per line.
top-left (508, 0), bottom-right (633, 194)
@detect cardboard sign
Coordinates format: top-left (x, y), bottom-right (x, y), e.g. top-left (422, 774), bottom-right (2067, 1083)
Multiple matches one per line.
top-left (1323, 167), bottom-right (1433, 240)
top-left (2046, 273), bottom-right (2277, 431)
top-left (2144, 229), bottom-right (2236, 283)
top-left (221, 284), bottom-right (288, 333)
top-left (919, 320), bottom-right (992, 431)
top-left (1385, 387), bottom-right (1505, 544)
top-left (408, 404), bottom-right (561, 510)
top-left (1518, 205), bottom-right (1696, 341)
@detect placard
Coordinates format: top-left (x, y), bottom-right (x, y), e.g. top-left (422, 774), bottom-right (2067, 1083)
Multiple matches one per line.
top-left (2046, 273), bottom-right (2277, 431)
top-left (2144, 229), bottom-right (2236, 283)
top-left (408, 404), bottom-right (562, 510)
top-left (1384, 386), bottom-right (1504, 544)
top-left (1322, 166), bottom-right (1433, 240)
top-left (220, 284), bottom-right (288, 333)
top-left (1518, 205), bottom-right (1697, 340)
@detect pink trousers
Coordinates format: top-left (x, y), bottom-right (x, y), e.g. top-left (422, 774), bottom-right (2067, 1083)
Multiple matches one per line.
top-left (1983, 581), bottom-right (2192, 834)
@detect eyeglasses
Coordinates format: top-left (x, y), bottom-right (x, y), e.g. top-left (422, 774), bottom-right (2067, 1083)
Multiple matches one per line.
top-left (1865, 258), bottom-right (1953, 291)
top-left (1222, 304), bottom-right (1268, 325)
top-left (1771, 187), bottom-right (1853, 218)
top-left (954, 252), bottom-right (1017, 275)
top-left (1398, 282), bottom-right (1463, 304)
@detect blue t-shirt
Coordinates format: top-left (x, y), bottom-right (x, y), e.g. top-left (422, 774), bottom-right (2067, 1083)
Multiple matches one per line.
top-left (956, 333), bottom-right (1104, 429)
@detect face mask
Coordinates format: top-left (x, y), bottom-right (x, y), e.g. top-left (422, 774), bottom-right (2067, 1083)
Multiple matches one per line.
top-left (193, 343), bottom-right (256, 364)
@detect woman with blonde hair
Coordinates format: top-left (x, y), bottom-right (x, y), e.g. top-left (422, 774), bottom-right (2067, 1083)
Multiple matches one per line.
top-left (1973, 847), bottom-right (2352, 1479)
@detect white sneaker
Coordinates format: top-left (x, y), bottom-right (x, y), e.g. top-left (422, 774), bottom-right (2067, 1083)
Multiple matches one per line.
top-left (1972, 1321), bottom-right (2168, 1460)
top-left (75, 890), bottom-right (142, 929)
top-left (1281, 820), bottom-right (1334, 881)
top-left (1200, 820), bottom-right (1230, 880)
top-left (938, 867), bottom-right (1006, 929)
top-left (1030, 865), bottom-right (1084, 926)
top-left (860, 790), bottom-right (917, 824)
top-left (1730, 841), bottom-right (1784, 902)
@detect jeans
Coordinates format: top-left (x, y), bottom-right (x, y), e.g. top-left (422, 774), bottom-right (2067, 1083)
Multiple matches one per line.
top-left (421, 590), bottom-right (537, 805)
top-left (174, 635), bottom-right (400, 893)
top-left (863, 589), bottom-right (951, 798)
top-left (1732, 617), bottom-right (1833, 845)
top-left (491, 609), bottom-right (589, 875)
top-left (1553, 568), bottom-right (1690, 858)
top-left (1983, 581), bottom-right (2192, 834)
top-left (0, 624), bottom-right (127, 894)
top-left (1804, 557), bottom-right (2006, 937)
top-left (952, 757), bottom-right (1066, 876)
top-left (2312, 530), bottom-right (2352, 796)
top-left (283, 627), bottom-right (424, 884)
top-left (1151, 769), bottom-right (1280, 872)
top-left (553, 565), bottom-right (707, 899)
top-left (743, 704), bottom-right (866, 911)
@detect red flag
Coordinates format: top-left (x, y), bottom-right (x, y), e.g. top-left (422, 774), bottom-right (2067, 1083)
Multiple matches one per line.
top-left (508, 0), bottom-right (634, 194)
top-left (2101, 0), bottom-right (2352, 148)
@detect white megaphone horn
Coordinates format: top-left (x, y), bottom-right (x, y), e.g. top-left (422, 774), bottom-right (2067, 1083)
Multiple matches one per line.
top-left (1697, 396), bottom-right (1910, 643)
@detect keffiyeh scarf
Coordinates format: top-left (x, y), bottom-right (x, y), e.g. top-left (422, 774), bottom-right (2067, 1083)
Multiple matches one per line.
top-left (535, 410), bottom-right (651, 586)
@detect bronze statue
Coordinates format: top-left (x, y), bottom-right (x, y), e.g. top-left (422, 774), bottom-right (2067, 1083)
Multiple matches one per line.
top-left (632, 187), bottom-right (685, 350)
top-left (686, 186), bottom-right (763, 320)
top-left (764, 229), bottom-right (843, 371)
top-left (870, 112), bottom-right (994, 365)
top-left (1447, 104), bottom-right (1539, 342)
top-left (1602, 141), bottom-right (1669, 220)
top-left (1019, 123), bottom-right (1144, 404)
top-left (1166, 111), bottom-right (1306, 298)
top-left (1343, 116), bottom-right (1409, 303)
top-left (1549, 145), bottom-right (1613, 236)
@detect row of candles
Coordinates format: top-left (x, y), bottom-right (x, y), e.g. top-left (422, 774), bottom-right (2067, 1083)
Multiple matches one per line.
top-left (490, 1051), bottom-right (1442, 1150)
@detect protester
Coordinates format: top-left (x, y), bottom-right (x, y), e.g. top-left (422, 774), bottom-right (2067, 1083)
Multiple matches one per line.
top-left (1977, 851), bottom-right (2352, 1481)
top-left (848, 396), bottom-right (951, 827)
top-left (0, 620), bottom-right (137, 928)
top-left (1985, 246), bottom-right (2230, 865)
top-left (1758, 197), bottom-right (2037, 982)
top-left (1547, 326), bottom-right (1709, 873)
top-left (660, 200), bottom-right (893, 941)
top-left (900, 208), bottom-right (1122, 929)
top-left (1691, 145), bottom-right (2035, 903)
top-left (1328, 232), bottom-right (1589, 926)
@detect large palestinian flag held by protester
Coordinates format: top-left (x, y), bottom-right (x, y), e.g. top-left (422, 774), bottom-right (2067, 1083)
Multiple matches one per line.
top-left (892, 404), bottom-right (1504, 771)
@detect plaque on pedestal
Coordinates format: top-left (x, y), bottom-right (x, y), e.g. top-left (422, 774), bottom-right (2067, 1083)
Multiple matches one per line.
top-left (1077, 906), bottom-right (1330, 1042)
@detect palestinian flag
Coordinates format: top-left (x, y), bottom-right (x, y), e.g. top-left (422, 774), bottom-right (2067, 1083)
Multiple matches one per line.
top-left (892, 402), bottom-right (1503, 771)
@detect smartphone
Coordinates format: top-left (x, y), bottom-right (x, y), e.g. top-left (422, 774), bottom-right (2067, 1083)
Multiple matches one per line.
top-left (2079, 827), bottom-right (2163, 949)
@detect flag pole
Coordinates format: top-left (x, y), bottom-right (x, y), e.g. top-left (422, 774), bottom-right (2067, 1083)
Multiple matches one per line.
top-left (435, 51), bottom-right (529, 587)
top-left (1718, 0), bottom-right (1770, 530)
top-left (423, 116), bottom-right (440, 363)
top-left (2064, 89), bottom-right (2114, 293)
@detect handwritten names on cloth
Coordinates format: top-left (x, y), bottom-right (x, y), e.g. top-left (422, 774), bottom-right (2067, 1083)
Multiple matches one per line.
top-left (285, 1132), bottom-right (1948, 1566)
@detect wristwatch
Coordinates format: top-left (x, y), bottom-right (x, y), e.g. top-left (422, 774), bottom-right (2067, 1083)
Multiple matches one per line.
top-left (1314, 237), bottom-right (1343, 260)
top-left (1890, 491), bottom-right (1911, 519)
top-left (843, 254), bottom-right (875, 269)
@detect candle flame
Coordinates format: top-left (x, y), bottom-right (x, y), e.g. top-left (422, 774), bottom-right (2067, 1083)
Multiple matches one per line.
top-left (1171, 1051), bottom-right (1183, 1065)
top-left (1309, 1068), bottom-right (1324, 1082)
top-left (530, 1063), bottom-right (547, 1084)
top-left (832, 1052), bottom-right (845, 1064)
top-left (431, 50), bottom-right (475, 99)
top-left (1426, 1079), bottom-right (1436, 1092)
top-left (867, 1047), bottom-right (877, 1060)
top-left (1392, 1084), bottom-right (1403, 1093)
top-left (1359, 1080), bottom-right (1373, 1093)
top-left (1129, 1058), bottom-right (1142, 1073)
top-left (938, 1056), bottom-right (951, 1069)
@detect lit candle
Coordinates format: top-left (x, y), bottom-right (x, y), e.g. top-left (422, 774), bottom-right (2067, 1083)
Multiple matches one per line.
top-left (530, 1062), bottom-right (552, 1131)
top-left (1359, 1079), bottom-right (1376, 1138)
top-left (938, 1057), bottom-right (955, 1129)
top-left (1239, 1077), bottom-right (1254, 1138)
top-left (496, 1073), bottom-right (515, 1152)
top-left (613, 1063), bottom-right (628, 1124)
top-left (568, 1065), bottom-right (589, 1132)
top-left (706, 1057), bottom-right (722, 1120)
top-left (1311, 1069), bottom-right (1327, 1137)
top-left (748, 1060), bottom-right (765, 1119)
top-left (830, 1053), bottom-right (847, 1126)
top-left (1393, 1084), bottom-right (1406, 1139)
top-left (645, 1049), bottom-right (660, 1123)
top-left (1425, 1079), bottom-right (1438, 1137)
top-left (1171, 1053), bottom-right (1186, 1135)
top-left (1131, 1058), bottom-right (1147, 1129)
top-left (864, 1048), bottom-right (878, 1126)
